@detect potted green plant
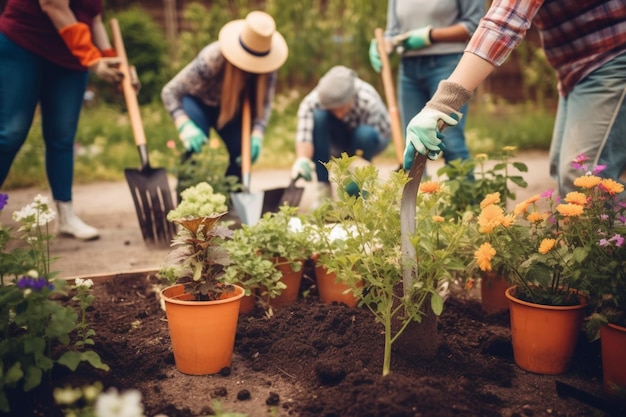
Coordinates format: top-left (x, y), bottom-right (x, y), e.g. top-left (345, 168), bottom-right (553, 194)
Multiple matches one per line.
top-left (317, 154), bottom-right (469, 375)
top-left (158, 182), bottom-right (244, 375)
top-left (471, 155), bottom-right (625, 374)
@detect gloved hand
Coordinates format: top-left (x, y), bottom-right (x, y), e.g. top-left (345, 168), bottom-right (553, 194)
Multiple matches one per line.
top-left (403, 109), bottom-right (458, 169)
top-left (403, 26), bottom-right (432, 51)
top-left (368, 39), bottom-right (382, 73)
top-left (291, 157), bottom-right (313, 181)
top-left (251, 135), bottom-right (263, 163)
top-left (89, 57), bottom-right (123, 83)
top-left (177, 119), bottom-right (206, 154)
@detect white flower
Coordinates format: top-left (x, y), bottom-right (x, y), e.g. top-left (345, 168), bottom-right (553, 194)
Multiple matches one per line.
top-left (95, 388), bottom-right (145, 417)
top-left (12, 194), bottom-right (56, 231)
top-left (75, 277), bottom-right (94, 289)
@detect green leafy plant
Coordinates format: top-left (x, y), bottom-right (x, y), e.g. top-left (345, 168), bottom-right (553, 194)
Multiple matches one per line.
top-left (0, 193), bottom-right (109, 413)
top-left (472, 155), bottom-right (626, 307)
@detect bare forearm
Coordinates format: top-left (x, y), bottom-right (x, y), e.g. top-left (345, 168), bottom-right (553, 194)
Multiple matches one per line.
top-left (447, 52), bottom-right (496, 92)
top-left (39, 0), bottom-right (76, 29)
top-left (91, 15), bottom-right (112, 50)
top-left (430, 24), bottom-right (471, 43)
top-left (295, 142), bottom-right (313, 159)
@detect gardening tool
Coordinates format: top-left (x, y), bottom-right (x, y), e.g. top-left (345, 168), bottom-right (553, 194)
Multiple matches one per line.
top-left (375, 28), bottom-right (405, 170)
top-left (230, 95), bottom-right (264, 225)
top-left (110, 19), bottom-right (176, 248)
top-left (261, 174), bottom-right (305, 214)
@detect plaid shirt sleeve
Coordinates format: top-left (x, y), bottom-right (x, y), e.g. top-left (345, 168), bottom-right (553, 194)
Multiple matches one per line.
top-left (295, 91), bottom-right (319, 144)
top-left (465, 0), bottom-right (544, 66)
top-left (354, 81), bottom-right (391, 141)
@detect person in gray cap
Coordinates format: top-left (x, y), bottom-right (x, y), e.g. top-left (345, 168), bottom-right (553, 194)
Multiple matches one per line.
top-left (291, 65), bottom-right (391, 208)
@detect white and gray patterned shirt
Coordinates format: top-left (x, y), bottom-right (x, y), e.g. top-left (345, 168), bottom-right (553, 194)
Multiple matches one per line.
top-left (161, 41), bottom-right (277, 133)
top-left (295, 79), bottom-right (391, 144)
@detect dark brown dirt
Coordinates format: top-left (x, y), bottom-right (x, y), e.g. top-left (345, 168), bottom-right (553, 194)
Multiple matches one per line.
top-left (3, 264), bottom-right (625, 417)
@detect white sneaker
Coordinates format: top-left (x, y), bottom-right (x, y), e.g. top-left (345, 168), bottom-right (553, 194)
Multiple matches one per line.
top-left (55, 201), bottom-right (99, 240)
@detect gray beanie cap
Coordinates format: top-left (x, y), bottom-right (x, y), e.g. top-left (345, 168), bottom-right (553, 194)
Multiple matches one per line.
top-left (317, 66), bottom-right (357, 109)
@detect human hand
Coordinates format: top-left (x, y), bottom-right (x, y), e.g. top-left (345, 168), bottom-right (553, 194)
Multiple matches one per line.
top-left (177, 120), bottom-right (206, 153)
top-left (89, 57), bottom-right (123, 83)
top-left (290, 157), bottom-right (313, 181)
top-left (403, 109), bottom-right (458, 169)
top-left (129, 65), bottom-right (141, 94)
top-left (251, 135), bottom-right (263, 163)
top-left (403, 26), bottom-right (432, 51)
top-left (368, 39), bottom-right (382, 73)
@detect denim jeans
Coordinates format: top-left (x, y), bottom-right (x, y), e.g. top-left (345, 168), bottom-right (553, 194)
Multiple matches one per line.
top-left (399, 53), bottom-right (470, 171)
top-left (312, 109), bottom-right (389, 183)
top-left (549, 51), bottom-right (626, 197)
top-left (182, 95), bottom-right (243, 182)
top-left (0, 33), bottom-right (88, 201)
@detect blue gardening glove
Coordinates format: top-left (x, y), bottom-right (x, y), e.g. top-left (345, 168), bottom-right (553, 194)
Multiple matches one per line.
top-left (251, 135), bottom-right (263, 163)
top-left (403, 26), bottom-right (432, 51)
top-left (177, 119), bottom-right (206, 153)
top-left (368, 39), bottom-right (382, 73)
top-left (403, 108), bottom-right (459, 169)
top-left (291, 157), bottom-right (314, 181)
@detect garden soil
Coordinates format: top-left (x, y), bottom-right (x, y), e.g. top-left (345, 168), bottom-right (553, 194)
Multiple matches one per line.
top-left (3, 152), bottom-right (625, 417)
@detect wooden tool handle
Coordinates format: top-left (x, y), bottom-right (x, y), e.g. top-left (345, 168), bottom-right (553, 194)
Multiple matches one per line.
top-left (375, 28), bottom-right (404, 166)
top-left (241, 96), bottom-right (252, 187)
top-left (110, 19), bottom-right (146, 148)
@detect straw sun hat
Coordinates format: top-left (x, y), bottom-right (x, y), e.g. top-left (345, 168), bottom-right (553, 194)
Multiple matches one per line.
top-left (219, 11), bottom-right (288, 74)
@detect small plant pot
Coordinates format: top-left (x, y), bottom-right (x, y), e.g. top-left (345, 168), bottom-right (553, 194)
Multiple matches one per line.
top-left (480, 272), bottom-right (510, 314)
top-left (160, 284), bottom-right (244, 375)
top-left (315, 264), bottom-right (362, 308)
top-left (505, 286), bottom-right (587, 375)
top-left (269, 259), bottom-right (304, 308)
top-left (600, 322), bottom-right (626, 400)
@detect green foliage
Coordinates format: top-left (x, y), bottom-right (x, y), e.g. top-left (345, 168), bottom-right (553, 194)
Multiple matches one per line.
top-left (166, 181), bottom-right (228, 221)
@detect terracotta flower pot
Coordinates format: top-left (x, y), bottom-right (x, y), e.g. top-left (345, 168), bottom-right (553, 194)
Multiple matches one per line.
top-left (480, 271), bottom-right (510, 314)
top-left (160, 284), bottom-right (244, 375)
top-left (600, 322), bottom-right (626, 399)
top-left (315, 264), bottom-right (362, 308)
top-left (505, 286), bottom-right (587, 375)
top-left (268, 258), bottom-right (304, 308)
top-left (238, 291), bottom-right (256, 315)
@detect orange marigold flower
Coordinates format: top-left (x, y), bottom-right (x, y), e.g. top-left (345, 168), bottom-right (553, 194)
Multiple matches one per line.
top-left (432, 215), bottom-right (444, 223)
top-left (420, 181), bottom-right (440, 194)
top-left (574, 175), bottom-right (602, 189)
top-left (513, 196), bottom-right (539, 216)
top-left (501, 214), bottom-right (516, 227)
top-left (480, 192), bottom-right (501, 209)
top-left (556, 203), bottom-right (584, 217)
top-left (538, 238), bottom-right (556, 254)
top-left (525, 194), bottom-right (540, 204)
top-left (601, 178), bottom-right (624, 195)
top-left (474, 242), bottom-right (496, 271)
top-left (478, 204), bottom-right (505, 233)
top-left (564, 191), bottom-right (587, 206)
top-left (527, 211), bottom-right (548, 223)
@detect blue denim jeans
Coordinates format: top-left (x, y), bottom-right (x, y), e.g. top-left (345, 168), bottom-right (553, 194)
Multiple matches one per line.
top-left (549, 51), bottom-right (626, 197)
top-left (399, 53), bottom-right (470, 171)
top-left (312, 109), bottom-right (389, 183)
top-left (0, 33), bottom-right (88, 201)
top-left (182, 95), bottom-right (243, 182)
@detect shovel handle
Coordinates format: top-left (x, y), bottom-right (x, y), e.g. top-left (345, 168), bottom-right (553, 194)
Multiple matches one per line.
top-left (375, 28), bottom-right (404, 166)
top-left (110, 19), bottom-right (147, 152)
top-left (241, 95), bottom-right (252, 191)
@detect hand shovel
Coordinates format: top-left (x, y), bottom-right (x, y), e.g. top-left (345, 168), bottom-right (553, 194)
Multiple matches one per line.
top-left (110, 19), bottom-right (176, 248)
top-left (230, 96), bottom-right (264, 225)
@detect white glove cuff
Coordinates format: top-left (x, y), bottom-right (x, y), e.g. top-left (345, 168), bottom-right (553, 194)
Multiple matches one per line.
top-left (425, 80), bottom-right (472, 120)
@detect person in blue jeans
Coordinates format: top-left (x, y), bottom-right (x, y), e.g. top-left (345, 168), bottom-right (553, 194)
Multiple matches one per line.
top-left (369, 0), bottom-right (484, 175)
top-left (291, 66), bottom-right (391, 208)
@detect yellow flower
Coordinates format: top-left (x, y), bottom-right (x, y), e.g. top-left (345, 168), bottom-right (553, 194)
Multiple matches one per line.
top-left (480, 192), bottom-right (501, 209)
top-left (513, 195), bottom-right (539, 216)
top-left (574, 175), bottom-right (602, 189)
top-left (419, 181), bottom-right (440, 194)
top-left (601, 178), bottom-right (624, 195)
top-left (527, 211), bottom-right (547, 223)
top-left (475, 153), bottom-right (488, 162)
top-left (501, 214), bottom-right (516, 227)
top-left (502, 146), bottom-right (517, 152)
top-left (564, 191), bottom-right (587, 206)
top-left (474, 242), bottom-right (496, 271)
top-left (556, 203), bottom-right (584, 217)
top-left (432, 215), bottom-right (444, 223)
top-left (538, 238), bottom-right (556, 254)
top-left (478, 204), bottom-right (505, 233)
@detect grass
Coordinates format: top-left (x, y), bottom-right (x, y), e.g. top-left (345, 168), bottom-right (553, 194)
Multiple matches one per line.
top-left (2, 93), bottom-right (555, 190)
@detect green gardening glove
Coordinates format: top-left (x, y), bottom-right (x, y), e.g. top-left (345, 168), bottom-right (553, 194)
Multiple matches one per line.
top-left (251, 135), bottom-right (263, 163)
top-left (403, 26), bottom-right (432, 50)
top-left (177, 119), bottom-right (206, 154)
top-left (368, 39), bottom-right (382, 73)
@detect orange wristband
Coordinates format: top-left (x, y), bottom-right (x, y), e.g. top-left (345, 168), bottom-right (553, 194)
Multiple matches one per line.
top-left (101, 48), bottom-right (116, 57)
top-left (58, 22), bottom-right (102, 67)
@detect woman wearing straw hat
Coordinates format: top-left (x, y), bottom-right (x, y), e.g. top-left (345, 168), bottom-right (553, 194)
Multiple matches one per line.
top-left (161, 11), bottom-right (288, 185)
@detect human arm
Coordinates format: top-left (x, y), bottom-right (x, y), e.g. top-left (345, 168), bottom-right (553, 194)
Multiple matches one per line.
top-left (291, 142), bottom-right (314, 181)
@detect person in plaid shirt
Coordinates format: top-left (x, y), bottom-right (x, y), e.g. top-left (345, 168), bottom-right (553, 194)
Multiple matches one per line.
top-left (291, 65), bottom-right (391, 208)
top-left (403, 0), bottom-right (626, 198)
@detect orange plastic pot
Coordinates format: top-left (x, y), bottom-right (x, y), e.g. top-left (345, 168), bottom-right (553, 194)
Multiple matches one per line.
top-left (315, 264), bottom-right (362, 308)
top-left (505, 286), bottom-right (587, 375)
top-left (600, 323), bottom-right (626, 399)
top-left (269, 259), bottom-right (303, 308)
top-left (480, 271), bottom-right (510, 314)
top-left (160, 284), bottom-right (244, 375)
